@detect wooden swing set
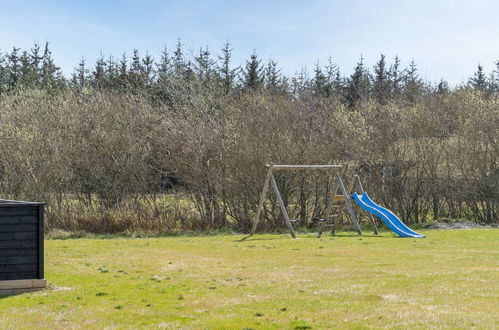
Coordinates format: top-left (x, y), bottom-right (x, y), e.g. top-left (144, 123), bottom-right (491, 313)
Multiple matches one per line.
top-left (249, 164), bottom-right (378, 238)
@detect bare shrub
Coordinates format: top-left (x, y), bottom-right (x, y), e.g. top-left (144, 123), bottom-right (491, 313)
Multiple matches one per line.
top-left (0, 88), bottom-right (496, 234)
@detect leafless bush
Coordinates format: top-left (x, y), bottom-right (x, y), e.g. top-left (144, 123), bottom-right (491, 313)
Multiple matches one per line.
top-left (0, 88), bottom-right (496, 235)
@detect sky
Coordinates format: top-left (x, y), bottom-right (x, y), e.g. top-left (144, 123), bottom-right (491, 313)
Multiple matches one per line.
top-left (1, 0), bottom-right (499, 85)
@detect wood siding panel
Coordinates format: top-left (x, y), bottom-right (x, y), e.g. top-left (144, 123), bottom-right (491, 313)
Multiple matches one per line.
top-left (0, 207), bottom-right (37, 216)
top-left (0, 216), bottom-right (38, 224)
top-left (0, 256), bottom-right (38, 265)
top-left (0, 272), bottom-right (38, 281)
top-left (0, 232), bottom-right (37, 240)
top-left (0, 248), bottom-right (38, 257)
top-left (0, 240), bottom-right (37, 249)
top-left (0, 263), bottom-right (38, 273)
top-left (0, 224), bottom-right (38, 232)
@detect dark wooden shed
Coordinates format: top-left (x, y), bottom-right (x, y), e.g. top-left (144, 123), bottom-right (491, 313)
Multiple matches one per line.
top-left (0, 199), bottom-right (46, 294)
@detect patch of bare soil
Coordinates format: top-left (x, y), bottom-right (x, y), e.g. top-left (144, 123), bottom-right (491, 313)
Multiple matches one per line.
top-left (426, 219), bottom-right (497, 229)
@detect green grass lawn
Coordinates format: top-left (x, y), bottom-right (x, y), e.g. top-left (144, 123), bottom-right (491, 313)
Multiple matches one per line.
top-left (1, 229), bottom-right (498, 329)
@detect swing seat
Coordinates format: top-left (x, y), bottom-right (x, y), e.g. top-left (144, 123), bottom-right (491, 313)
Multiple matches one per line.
top-left (312, 217), bottom-right (328, 222)
top-left (290, 219), bottom-right (300, 224)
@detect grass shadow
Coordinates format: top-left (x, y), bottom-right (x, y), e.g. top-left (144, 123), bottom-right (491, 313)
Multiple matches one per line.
top-left (236, 235), bottom-right (293, 242)
top-left (236, 232), bottom-right (391, 242)
top-left (328, 233), bottom-right (392, 238)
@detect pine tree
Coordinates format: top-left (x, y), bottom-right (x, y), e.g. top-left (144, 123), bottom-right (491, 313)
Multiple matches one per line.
top-left (92, 53), bottom-right (107, 90)
top-left (242, 51), bottom-right (264, 91)
top-left (71, 57), bottom-right (88, 91)
top-left (291, 67), bottom-right (308, 95)
top-left (129, 49), bottom-right (143, 88)
top-left (346, 55), bottom-right (370, 108)
top-left (173, 39), bottom-right (186, 76)
top-left (142, 52), bottom-right (154, 87)
top-left (217, 41), bottom-right (237, 94)
top-left (312, 61), bottom-right (328, 97)
top-left (489, 61), bottom-right (499, 92)
top-left (40, 42), bottom-right (63, 90)
top-left (403, 59), bottom-right (423, 103)
top-left (117, 52), bottom-right (129, 89)
top-left (388, 55), bottom-right (402, 99)
top-left (126, 49), bottom-right (152, 90)
top-left (18, 50), bottom-right (34, 88)
top-left (194, 46), bottom-right (215, 85)
top-left (14, 44), bottom-right (41, 89)
top-left (30, 43), bottom-right (42, 86)
top-left (325, 57), bottom-right (343, 99)
top-left (373, 54), bottom-right (390, 105)
top-left (264, 58), bottom-right (282, 93)
top-left (469, 64), bottom-right (488, 91)
top-left (7, 47), bottom-right (21, 88)
top-left (157, 46), bottom-right (171, 80)
top-left (157, 46), bottom-right (171, 85)
top-left (105, 55), bottom-right (118, 89)
top-left (153, 47), bottom-right (174, 105)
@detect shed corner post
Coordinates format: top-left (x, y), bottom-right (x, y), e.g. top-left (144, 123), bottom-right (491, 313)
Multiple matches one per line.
top-left (37, 203), bottom-right (45, 280)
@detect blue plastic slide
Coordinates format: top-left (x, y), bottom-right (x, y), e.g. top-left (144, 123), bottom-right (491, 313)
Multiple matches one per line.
top-left (351, 192), bottom-right (425, 238)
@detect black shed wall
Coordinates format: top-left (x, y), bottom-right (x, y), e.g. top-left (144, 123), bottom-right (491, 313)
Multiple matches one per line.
top-left (0, 202), bottom-right (44, 281)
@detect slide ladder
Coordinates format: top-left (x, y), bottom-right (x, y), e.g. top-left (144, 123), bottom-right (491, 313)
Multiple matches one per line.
top-left (351, 192), bottom-right (425, 238)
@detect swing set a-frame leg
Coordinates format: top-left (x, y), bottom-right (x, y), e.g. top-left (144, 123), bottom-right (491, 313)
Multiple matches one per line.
top-left (250, 166), bottom-right (296, 238)
top-left (250, 166), bottom-right (273, 236)
top-left (336, 172), bottom-right (362, 235)
top-left (270, 174), bottom-right (296, 238)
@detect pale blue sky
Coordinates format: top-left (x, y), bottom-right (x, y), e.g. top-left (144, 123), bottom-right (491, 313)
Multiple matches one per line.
top-left (1, 0), bottom-right (499, 84)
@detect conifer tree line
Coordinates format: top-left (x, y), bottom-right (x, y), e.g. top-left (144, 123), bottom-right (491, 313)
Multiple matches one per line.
top-left (2, 41), bottom-right (499, 100)
top-left (0, 41), bottom-right (497, 233)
